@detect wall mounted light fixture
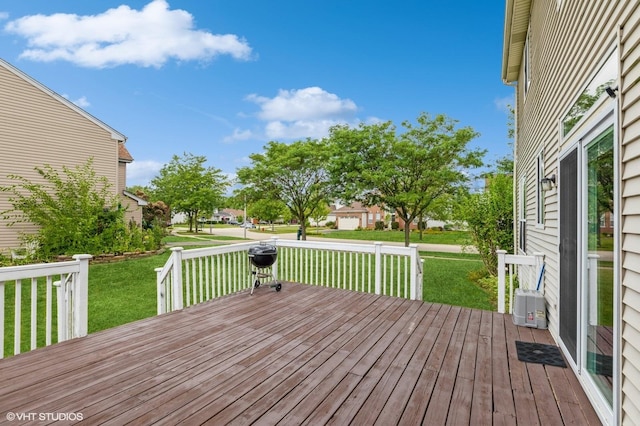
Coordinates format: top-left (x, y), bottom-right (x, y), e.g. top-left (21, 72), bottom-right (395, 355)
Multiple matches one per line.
top-left (605, 86), bottom-right (618, 98)
top-left (540, 174), bottom-right (556, 191)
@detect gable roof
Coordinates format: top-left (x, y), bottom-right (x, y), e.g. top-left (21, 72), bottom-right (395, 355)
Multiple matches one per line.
top-left (501, 0), bottom-right (532, 83)
top-left (123, 190), bottom-right (148, 206)
top-left (0, 58), bottom-right (127, 141)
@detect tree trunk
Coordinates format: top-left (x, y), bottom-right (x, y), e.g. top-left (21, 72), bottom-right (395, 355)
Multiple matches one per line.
top-left (404, 222), bottom-right (411, 247)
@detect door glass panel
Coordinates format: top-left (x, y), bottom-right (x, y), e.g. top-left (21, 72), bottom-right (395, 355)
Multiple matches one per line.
top-left (585, 125), bottom-right (614, 406)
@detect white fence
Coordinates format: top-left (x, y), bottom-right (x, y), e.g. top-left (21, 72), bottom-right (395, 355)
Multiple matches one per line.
top-left (0, 254), bottom-right (91, 358)
top-left (156, 238), bottom-right (424, 314)
top-left (496, 250), bottom-right (545, 314)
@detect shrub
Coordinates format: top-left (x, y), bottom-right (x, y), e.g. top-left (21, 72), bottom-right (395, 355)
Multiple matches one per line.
top-left (391, 221), bottom-right (400, 230)
top-left (1, 159), bottom-right (164, 260)
top-left (374, 220), bottom-right (385, 230)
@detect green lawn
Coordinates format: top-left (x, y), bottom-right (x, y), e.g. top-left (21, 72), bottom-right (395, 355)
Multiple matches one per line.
top-left (317, 229), bottom-right (470, 245)
top-left (163, 234), bottom-right (244, 243)
top-left (421, 252), bottom-right (493, 310)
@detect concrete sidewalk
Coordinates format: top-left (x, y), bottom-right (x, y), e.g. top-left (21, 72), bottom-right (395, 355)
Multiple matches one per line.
top-left (175, 226), bottom-right (475, 254)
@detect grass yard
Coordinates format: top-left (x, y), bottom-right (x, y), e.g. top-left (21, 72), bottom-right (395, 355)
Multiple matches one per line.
top-left (163, 234), bottom-right (244, 243)
top-left (318, 229), bottom-right (471, 245)
top-left (421, 252), bottom-right (493, 310)
top-left (87, 250), bottom-right (172, 333)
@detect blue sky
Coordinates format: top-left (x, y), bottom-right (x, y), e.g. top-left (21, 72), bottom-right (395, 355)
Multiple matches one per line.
top-left (0, 0), bottom-right (513, 188)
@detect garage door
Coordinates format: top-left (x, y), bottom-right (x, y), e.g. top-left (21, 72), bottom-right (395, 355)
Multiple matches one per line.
top-left (338, 217), bottom-right (360, 230)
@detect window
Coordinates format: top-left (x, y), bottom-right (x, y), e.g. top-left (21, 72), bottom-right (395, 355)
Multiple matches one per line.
top-left (518, 176), bottom-right (527, 252)
top-left (562, 51), bottom-right (617, 136)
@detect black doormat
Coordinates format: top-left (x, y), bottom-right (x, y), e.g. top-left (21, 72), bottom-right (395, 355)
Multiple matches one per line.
top-left (515, 341), bottom-right (567, 368)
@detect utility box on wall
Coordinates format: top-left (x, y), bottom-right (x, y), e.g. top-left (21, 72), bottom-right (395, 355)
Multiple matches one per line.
top-left (513, 288), bottom-right (547, 329)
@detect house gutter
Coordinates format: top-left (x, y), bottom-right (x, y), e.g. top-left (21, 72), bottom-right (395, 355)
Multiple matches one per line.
top-left (501, 0), bottom-right (532, 84)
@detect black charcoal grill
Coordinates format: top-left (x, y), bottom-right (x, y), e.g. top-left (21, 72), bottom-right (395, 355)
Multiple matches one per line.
top-left (248, 243), bottom-right (281, 294)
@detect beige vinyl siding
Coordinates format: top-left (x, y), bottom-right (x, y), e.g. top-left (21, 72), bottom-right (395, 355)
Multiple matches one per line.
top-left (0, 63), bottom-right (121, 250)
top-left (513, 0), bottom-right (634, 339)
top-left (620, 3), bottom-right (640, 422)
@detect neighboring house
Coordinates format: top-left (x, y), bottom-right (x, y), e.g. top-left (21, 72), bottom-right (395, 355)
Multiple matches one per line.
top-left (332, 202), bottom-right (385, 230)
top-left (215, 208), bottom-right (244, 223)
top-left (0, 58), bottom-right (144, 251)
top-left (502, 1), bottom-right (639, 424)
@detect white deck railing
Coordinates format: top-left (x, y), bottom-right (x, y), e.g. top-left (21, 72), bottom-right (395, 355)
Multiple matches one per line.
top-left (496, 250), bottom-right (545, 314)
top-left (0, 254), bottom-right (92, 358)
top-left (156, 238), bottom-right (424, 314)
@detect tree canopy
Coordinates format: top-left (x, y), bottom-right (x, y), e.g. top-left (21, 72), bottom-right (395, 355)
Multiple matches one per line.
top-left (327, 113), bottom-right (485, 246)
top-left (236, 139), bottom-right (331, 240)
top-left (150, 152), bottom-right (229, 232)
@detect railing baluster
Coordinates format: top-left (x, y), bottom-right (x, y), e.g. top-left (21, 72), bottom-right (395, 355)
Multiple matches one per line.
top-left (14, 279), bottom-right (21, 355)
top-left (30, 277), bottom-right (37, 350)
top-left (0, 281), bottom-right (4, 359)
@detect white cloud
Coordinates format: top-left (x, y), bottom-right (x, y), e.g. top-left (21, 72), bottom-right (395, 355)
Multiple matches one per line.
top-left (247, 86), bottom-right (359, 140)
top-left (494, 95), bottom-right (514, 114)
top-left (3, 0), bottom-right (252, 68)
top-left (247, 86), bottom-right (357, 121)
top-left (62, 94), bottom-right (90, 108)
top-left (223, 128), bottom-right (254, 143)
top-left (126, 159), bottom-right (164, 186)
top-left (0, 12), bottom-right (9, 21)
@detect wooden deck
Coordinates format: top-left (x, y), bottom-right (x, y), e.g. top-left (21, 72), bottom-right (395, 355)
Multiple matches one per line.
top-left (0, 283), bottom-right (600, 425)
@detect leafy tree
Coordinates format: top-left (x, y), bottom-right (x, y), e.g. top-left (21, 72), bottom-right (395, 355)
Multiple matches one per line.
top-left (248, 198), bottom-right (288, 230)
top-left (236, 139), bottom-right (331, 240)
top-left (460, 172), bottom-right (513, 275)
top-left (327, 113), bottom-right (484, 246)
top-left (0, 159), bottom-right (161, 258)
top-left (309, 203), bottom-right (331, 228)
top-left (150, 152), bottom-right (229, 232)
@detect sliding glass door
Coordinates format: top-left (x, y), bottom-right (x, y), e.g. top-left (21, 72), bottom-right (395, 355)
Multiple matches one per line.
top-left (584, 125), bottom-right (614, 406)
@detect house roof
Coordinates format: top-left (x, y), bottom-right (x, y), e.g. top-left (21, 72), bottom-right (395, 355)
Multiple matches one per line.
top-left (123, 190), bottom-right (148, 206)
top-left (501, 0), bottom-right (532, 83)
top-left (334, 202), bottom-right (368, 213)
top-left (0, 58), bottom-right (127, 141)
top-left (118, 143), bottom-right (134, 163)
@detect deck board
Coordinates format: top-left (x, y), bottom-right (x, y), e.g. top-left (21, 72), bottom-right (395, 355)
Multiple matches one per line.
top-left (0, 283), bottom-right (601, 425)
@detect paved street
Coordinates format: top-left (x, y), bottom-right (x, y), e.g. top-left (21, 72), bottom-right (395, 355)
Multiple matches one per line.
top-left (186, 226), bottom-right (474, 254)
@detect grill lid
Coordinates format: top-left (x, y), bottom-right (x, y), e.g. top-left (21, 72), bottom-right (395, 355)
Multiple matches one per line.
top-left (248, 244), bottom-right (277, 256)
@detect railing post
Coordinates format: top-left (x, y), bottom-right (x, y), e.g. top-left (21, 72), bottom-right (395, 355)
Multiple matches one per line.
top-left (171, 247), bottom-right (184, 311)
top-left (270, 237), bottom-right (279, 283)
top-left (497, 250), bottom-right (507, 314)
top-left (72, 254), bottom-right (92, 338)
top-left (409, 244), bottom-right (419, 300)
top-left (418, 259), bottom-right (424, 301)
top-left (155, 267), bottom-right (165, 315)
top-left (374, 242), bottom-right (382, 295)
top-left (54, 279), bottom-right (67, 342)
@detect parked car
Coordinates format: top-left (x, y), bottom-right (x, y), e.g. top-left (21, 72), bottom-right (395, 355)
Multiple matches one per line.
top-left (241, 222), bottom-right (256, 228)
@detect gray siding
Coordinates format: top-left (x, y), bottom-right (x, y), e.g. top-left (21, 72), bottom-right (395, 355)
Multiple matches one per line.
top-left (620, 3), bottom-right (640, 422)
top-left (0, 61), bottom-right (123, 250)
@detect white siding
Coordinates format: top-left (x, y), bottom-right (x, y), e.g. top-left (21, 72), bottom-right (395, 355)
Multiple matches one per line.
top-left (620, 3), bottom-right (640, 422)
